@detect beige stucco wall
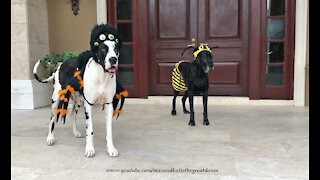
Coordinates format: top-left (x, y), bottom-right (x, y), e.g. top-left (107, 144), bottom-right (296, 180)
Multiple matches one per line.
top-left (47, 0), bottom-right (97, 54)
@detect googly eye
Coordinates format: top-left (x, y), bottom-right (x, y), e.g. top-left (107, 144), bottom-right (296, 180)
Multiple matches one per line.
top-left (99, 34), bottom-right (106, 41)
top-left (199, 45), bottom-right (204, 50)
top-left (108, 34), bottom-right (114, 40)
top-left (115, 39), bottom-right (119, 43)
top-left (205, 45), bottom-right (210, 50)
top-left (94, 42), bottom-right (99, 46)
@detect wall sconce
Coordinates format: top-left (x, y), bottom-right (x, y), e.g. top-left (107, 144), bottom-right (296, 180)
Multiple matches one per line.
top-left (71, 0), bottom-right (79, 16)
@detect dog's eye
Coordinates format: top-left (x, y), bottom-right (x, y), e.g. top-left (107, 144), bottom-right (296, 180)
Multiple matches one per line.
top-left (114, 46), bottom-right (120, 55)
top-left (105, 46), bottom-right (109, 52)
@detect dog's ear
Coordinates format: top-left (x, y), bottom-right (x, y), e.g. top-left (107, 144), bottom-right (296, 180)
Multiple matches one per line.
top-left (77, 50), bottom-right (95, 70)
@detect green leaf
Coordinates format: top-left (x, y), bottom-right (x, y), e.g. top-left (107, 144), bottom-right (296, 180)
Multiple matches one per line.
top-left (39, 51), bottom-right (81, 70)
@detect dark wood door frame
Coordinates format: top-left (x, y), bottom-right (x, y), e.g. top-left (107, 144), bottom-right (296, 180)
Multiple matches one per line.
top-left (136, 0), bottom-right (150, 98)
top-left (248, 0), bottom-right (262, 100)
top-left (248, 0), bottom-right (295, 100)
top-left (107, 0), bottom-right (149, 98)
top-left (260, 0), bottom-right (295, 99)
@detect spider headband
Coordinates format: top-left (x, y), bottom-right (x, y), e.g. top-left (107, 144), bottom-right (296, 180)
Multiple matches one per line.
top-left (181, 43), bottom-right (217, 59)
top-left (93, 33), bottom-right (120, 47)
top-left (90, 24), bottom-right (122, 52)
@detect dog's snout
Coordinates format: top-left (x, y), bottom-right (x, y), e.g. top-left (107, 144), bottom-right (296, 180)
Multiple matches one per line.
top-left (109, 57), bottom-right (117, 65)
top-left (209, 62), bottom-right (214, 71)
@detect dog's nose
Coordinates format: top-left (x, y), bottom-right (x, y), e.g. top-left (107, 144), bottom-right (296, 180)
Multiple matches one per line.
top-left (109, 57), bottom-right (117, 65)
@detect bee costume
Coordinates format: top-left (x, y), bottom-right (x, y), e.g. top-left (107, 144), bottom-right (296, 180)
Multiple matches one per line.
top-left (172, 43), bottom-right (212, 92)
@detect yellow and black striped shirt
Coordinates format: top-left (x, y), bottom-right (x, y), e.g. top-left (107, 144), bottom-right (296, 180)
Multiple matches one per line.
top-left (172, 61), bottom-right (188, 92)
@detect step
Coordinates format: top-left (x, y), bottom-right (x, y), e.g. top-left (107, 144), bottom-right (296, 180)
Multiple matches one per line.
top-left (125, 96), bottom-right (294, 106)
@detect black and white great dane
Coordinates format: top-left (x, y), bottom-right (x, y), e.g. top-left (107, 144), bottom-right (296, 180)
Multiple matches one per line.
top-left (33, 24), bottom-right (123, 158)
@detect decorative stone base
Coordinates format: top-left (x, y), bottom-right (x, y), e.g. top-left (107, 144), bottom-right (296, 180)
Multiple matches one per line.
top-left (11, 80), bottom-right (53, 109)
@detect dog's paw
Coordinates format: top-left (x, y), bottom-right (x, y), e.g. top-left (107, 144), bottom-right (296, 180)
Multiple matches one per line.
top-left (171, 110), bottom-right (177, 116)
top-left (107, 146), bottom-right (119, 157)
top-left (85, 145), bottom-right (95, 158)
top-left (46, 134), bottom-right (54, 146)
top-left (188, 120), bottom-right (195, 126)
top-left (183, 109), bottom-right (190, 114)
top-left (203, 119), bottom-right (210, 126)
top-left (73, 130), bottom-right (82, 138)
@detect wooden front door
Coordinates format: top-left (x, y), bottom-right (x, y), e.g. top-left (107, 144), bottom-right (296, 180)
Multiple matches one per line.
top-left (260, 0), bottom-right (295, 99)
top-left (149, 0), bottom-right (249, 96)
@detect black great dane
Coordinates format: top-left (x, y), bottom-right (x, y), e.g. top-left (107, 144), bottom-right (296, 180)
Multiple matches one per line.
top-left (171, 43), bottom-right (218, 126)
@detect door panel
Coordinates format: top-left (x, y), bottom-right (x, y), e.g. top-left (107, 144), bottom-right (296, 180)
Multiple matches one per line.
top-left (208, 0), bottom-right (240, 38)
top-left (149, 0), bottom-right (197, 95)
top-left (198, 0), bottom-right (248, 95)
top-left (158, 0), bottom-right (189, 39)
top-left (209, 62), bottom-right (240, 84)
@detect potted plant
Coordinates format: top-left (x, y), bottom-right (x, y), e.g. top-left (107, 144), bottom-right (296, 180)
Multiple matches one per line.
top-left (40, 51), bottom-right (81, 75)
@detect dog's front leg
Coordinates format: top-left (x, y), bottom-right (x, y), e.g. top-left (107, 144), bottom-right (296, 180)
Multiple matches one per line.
top-left (84, 101), bottom-right (95, 158)
top-left (105, 103), bottom-right (119, 157)
top-left (188, 90), bottom-right (195, 126)
top-left (203, 91), bottom-right (210, 126)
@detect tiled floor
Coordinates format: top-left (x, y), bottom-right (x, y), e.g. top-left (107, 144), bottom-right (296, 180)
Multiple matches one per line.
top-left (11, 102), bottom-right (309, 179)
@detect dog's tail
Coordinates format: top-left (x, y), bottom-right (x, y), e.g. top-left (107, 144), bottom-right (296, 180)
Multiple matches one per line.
top-left (33, 60), bottom-right (54, 83)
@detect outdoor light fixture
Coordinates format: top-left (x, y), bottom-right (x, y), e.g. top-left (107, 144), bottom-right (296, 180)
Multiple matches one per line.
top-left (71, 0), bottom-right (79, 16)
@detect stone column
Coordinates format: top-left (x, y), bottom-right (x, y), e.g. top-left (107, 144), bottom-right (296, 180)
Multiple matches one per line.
top-left (294, 0), bottom-right (308, 106)
top-left (11, 0), bottom-right (52, 109)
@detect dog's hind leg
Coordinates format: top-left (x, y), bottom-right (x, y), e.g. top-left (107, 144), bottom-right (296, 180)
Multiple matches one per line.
top-left (71, 93), bottom-right (83, 138)
top-left (181, 91), bottom-right (190, 114)
top-left (47, 112), bottom-right (55, 146)
top-left (171, 90), bottom-right (179, 115)
top-left (47, 97), bottom-right (59, 146)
